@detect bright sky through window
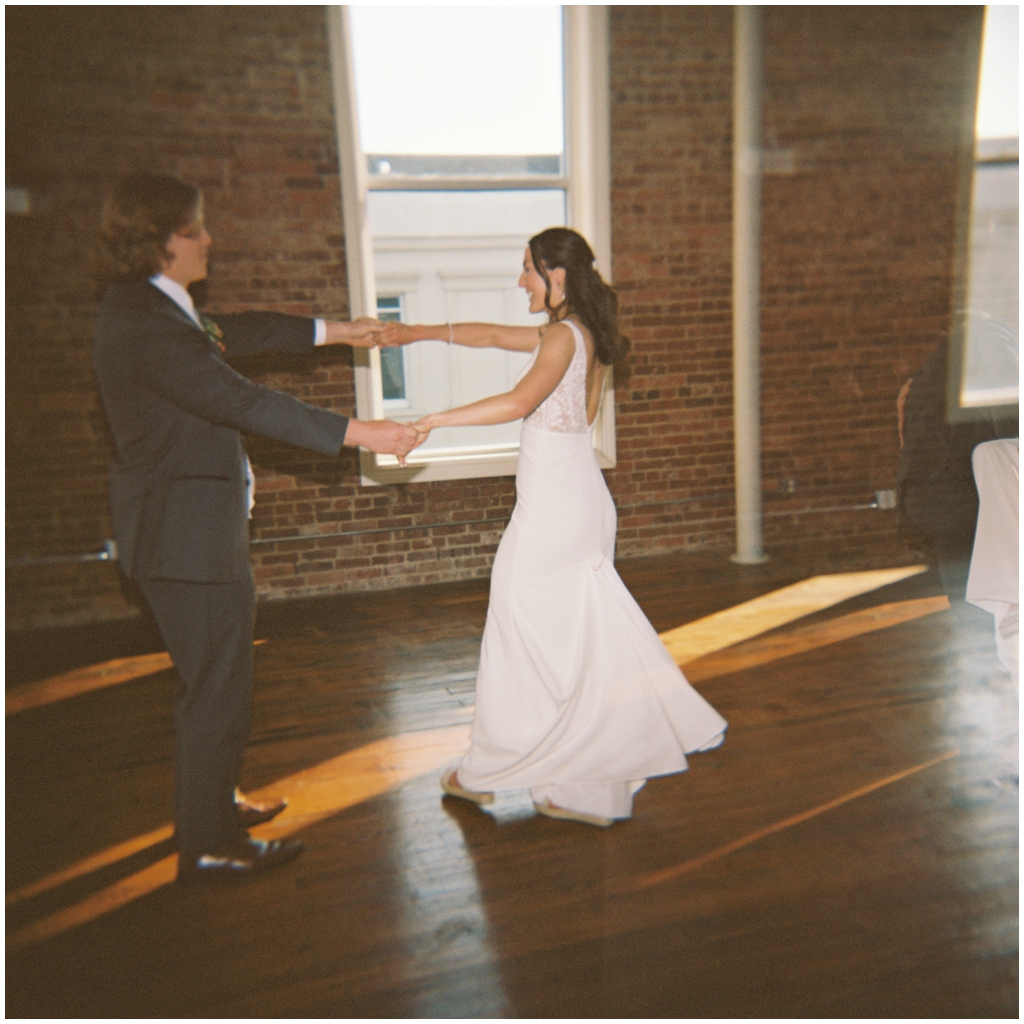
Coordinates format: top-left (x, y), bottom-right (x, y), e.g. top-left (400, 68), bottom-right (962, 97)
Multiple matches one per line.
top-left (349, 5), bottom-right (564, 156)
top-left (976, 5), bottom-right (1019, 140)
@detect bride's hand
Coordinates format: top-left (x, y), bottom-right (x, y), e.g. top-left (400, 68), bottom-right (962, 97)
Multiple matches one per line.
top-left (410, 415), bottom-right (439, 446)
top-left (394, 418), bottom-right (434, 467)
top-left (376, 323), bottom-right (419, 348)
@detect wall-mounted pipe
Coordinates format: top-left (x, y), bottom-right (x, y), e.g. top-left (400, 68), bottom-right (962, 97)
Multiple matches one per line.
top-left (7, 540), bottom-right (118, 566)
top-left (6, 490), bottom-right (898, 564)
top-left (731, 5), bottom-right (769, 565)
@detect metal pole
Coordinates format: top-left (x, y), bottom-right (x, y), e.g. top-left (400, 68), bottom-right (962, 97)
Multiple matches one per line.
top-left (731, 5), bottom-right (769, 564)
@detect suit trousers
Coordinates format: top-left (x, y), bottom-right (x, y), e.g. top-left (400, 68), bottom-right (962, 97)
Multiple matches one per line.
top-left (139, 574), bottom-right (256, 855)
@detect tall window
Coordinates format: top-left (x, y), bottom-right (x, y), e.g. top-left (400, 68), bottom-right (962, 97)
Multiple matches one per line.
top-left (328, 6), bottom-right (613, 483)
top-left (953, 5), bottom-right (1018, 417)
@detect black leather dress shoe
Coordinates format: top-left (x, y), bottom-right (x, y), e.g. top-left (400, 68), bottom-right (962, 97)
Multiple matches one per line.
top-left (234, 789), bottom-right (288, 827)
top-left (177, 837), bottom-right (303, 882)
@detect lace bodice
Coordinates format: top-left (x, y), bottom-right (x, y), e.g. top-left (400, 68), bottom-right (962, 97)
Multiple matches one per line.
top-left (520, 320), bottom-right (590, 434)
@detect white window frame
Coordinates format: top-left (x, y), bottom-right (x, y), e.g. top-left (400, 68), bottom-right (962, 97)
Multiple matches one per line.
top-left (327, 5), bottom-right (615, 485)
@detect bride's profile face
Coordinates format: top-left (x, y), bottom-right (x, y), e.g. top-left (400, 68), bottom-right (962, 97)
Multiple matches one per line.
top-left (519, 246), bottom-right (565, 317)
top-left (519, 247), bottom-right (547, 314)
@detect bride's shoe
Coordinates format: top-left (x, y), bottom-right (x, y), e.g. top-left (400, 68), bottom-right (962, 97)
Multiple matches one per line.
top-left (441, 768), bottom-right (494, 805)
top-left (533, 798), bottom-right (614, 828)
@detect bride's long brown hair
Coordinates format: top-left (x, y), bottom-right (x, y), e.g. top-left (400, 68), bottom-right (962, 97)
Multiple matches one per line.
top-left (529, 227), bottom-right (630, 366)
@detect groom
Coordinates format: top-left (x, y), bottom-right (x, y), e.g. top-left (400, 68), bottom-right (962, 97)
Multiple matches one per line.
top-left (92, 172), bottom-right (418, 881)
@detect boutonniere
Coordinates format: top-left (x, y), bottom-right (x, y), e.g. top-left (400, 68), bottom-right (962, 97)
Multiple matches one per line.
top-left (200, 314), bottom-right (226, 353)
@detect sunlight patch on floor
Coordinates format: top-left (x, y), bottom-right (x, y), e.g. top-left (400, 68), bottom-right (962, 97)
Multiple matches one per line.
top-left (6, 641), bottom-right (267, 716)
top-left (660, 566), bottom-right (927, 666)
top-left (248, 726), bottom-right (473, 839)
top-left (6, 825), bottom-right (175, 908)
top-left (681, 595), bottom-right (948, 682)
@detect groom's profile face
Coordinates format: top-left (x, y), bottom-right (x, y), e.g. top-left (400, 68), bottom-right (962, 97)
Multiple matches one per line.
top-left (161, 210), bottom-right (212, 287)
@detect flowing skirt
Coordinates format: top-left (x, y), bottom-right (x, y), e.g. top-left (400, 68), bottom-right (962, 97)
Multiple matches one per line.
top-left (458, 423), bottom-right (727, 819)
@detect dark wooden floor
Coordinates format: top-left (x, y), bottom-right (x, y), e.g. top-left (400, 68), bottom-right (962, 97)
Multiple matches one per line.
top-left (6, 544), bottom-right (1018, 1017)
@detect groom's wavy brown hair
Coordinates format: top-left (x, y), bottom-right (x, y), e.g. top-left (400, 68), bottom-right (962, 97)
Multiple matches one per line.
top-left (529, 227), bottom-right (630, 366)
top-left (96, 173), bottom-right (201, 289)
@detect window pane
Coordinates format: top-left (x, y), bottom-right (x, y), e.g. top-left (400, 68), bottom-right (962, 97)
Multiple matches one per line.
top-left (367, 189), bottom-right (566, 237)
top-left (376, 295), bottom-right (407, 403)
top-left (960, 162), bottom-right (1018, 407)
top-left (381, 348), bottom-right (407, 402)
top-left (959, 6), bottom-right (1019, 409)
top-left (976, 6), bottom-right (1018, 142)
top-left (350, 6), bottom-right (564, 172)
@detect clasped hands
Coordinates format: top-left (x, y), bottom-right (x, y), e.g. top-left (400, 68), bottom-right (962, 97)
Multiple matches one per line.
top-left (366, 323), bottom-right (441, 445)
top-left (322, 317), bottom-right (418, 349)
top-left (326, 319), bottom-right (439, 463)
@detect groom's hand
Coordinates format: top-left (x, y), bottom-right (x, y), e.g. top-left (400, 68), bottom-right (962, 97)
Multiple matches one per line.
top-left (343, 418), bottom-right (421, 462)
top-left (321, 318), bottom-right (384, 347)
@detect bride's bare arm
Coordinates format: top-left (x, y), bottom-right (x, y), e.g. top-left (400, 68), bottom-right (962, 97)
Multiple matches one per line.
top-left (414, 323), bottom-right (575, 433)
top-left (377, 321), bottom-right (542, 353)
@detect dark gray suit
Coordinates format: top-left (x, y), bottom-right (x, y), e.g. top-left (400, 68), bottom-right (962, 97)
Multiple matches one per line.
top-left (93, 279), bottom-right (349, 853)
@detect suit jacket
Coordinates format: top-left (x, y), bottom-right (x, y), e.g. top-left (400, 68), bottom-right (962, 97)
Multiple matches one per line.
top-left (92, 280), bottom-right (350, 583)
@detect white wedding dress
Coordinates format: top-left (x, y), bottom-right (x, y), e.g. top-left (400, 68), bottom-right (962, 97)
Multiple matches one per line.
top-left (457, 320), bottom-right (727, 819)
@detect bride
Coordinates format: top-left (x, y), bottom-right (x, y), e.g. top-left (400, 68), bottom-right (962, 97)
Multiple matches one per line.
top-left (379, 227), bottom-right (727, 826)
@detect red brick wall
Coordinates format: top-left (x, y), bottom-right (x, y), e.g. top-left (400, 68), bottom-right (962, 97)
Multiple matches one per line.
top-left (609, 5), bottom-right (737, 554)
top-left (6, 6), bottom-right (981, 630)
top-left (608, 5), bottom-right (981, 557)
top-left (756, 6), bottom-right (981, 546)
